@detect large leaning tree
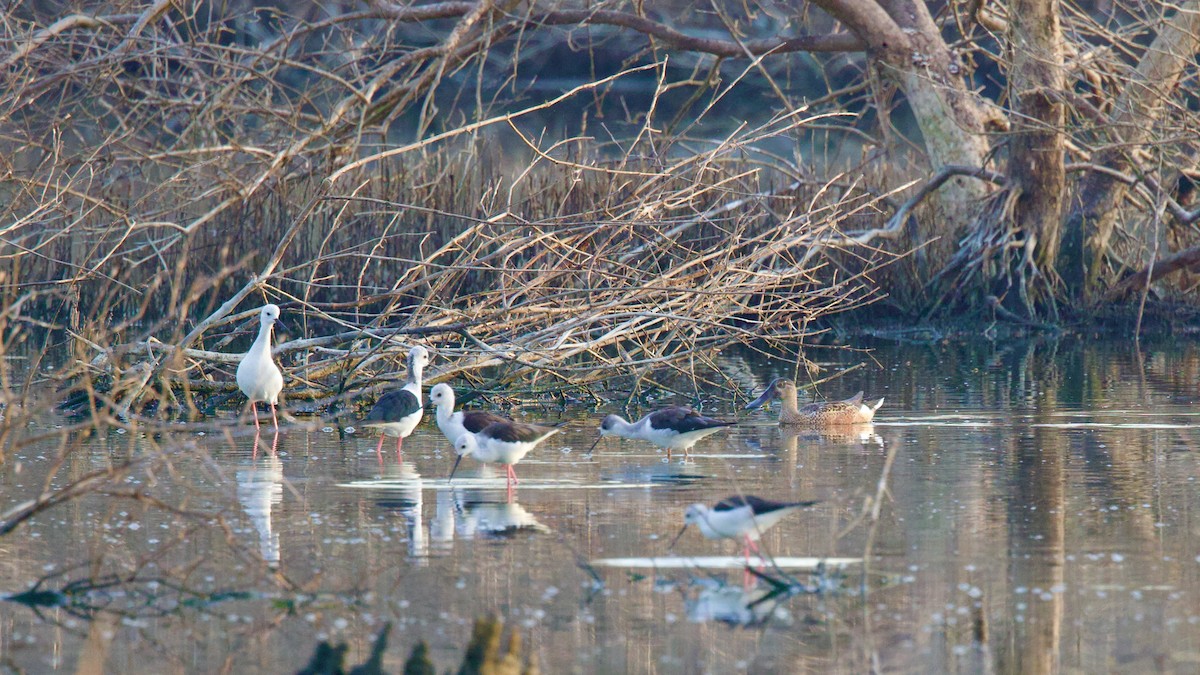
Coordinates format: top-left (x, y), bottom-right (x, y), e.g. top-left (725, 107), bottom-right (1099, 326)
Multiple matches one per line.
top-left (3, 0), bottom-right (1199, 323)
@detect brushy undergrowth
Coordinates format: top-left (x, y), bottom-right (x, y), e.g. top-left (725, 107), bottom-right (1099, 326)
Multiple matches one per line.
top-left (0, 2), bottom-right (909, 438)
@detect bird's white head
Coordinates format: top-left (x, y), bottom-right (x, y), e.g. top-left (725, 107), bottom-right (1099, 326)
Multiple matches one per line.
top-left (454, 433), bottom-right (478, 457)
top-left (430, 382), bottom-right (454, 409)
top-left (669, 503), bottom-right (709, 549)
top-left (260, 304), bottom-right (281, 327)
top-left (597, 414), bottom-right (623, 437)
top-left (408, 346), bottom-right (430, 374)
top-left (682, 503), bottom-right (708, 527)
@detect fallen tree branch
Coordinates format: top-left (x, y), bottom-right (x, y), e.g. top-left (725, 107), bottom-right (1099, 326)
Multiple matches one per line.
top-left (1104, 244), bottom-right (1200, 301)
top-left (363, 2), bottom-right (866, 54)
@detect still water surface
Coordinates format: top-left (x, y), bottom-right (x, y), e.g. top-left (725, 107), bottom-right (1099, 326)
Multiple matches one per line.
top-left (3, 338), bottom-right (1200, 673)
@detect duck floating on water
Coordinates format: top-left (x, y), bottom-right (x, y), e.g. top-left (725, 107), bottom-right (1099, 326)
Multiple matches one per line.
top-left (745, 378), bottom-right (882, 426)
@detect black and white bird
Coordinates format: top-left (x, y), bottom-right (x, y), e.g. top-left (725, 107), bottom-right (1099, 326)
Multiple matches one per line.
top-left (590, 406), bottom-right (735, 459)
top-left (362, 346), bottom-right (430, 457)
top-left (670, 495), bottom-right (819, 560)
top-left (450, 419), bottom-right (561, 488)
top-left (236, 304), bottom-right (285, 433)
top-left (429, 383), bottom-right (512, 447)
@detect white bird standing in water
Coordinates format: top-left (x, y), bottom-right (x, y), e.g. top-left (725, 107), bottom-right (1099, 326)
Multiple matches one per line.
top-left (236, 304), bottom-right (284, 433)
top-left (429, 383), bottom-right (511, 447)
top-left (591, 407), bottom-right (735, 459)
top-left (362, 346), bottom-right (431, 458)
top-left (450, 420), bottom-right (561, 489)
top-left (670, 495), bottom-right (819, 562)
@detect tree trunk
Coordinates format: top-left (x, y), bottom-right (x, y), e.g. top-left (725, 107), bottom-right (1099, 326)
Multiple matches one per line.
top-left (1008, 0), bottom-right (1066, 307)
top-left (810, 0), bottom-right (992, 219)
top-left (1060, 1), bottom-right (1200, 301)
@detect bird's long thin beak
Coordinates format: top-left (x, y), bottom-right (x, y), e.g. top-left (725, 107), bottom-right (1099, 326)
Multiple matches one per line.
top-left (744, 387), bottom-right (776, 410)
top-left (587, 435), bottom-right (603, 454)
top-left (667, 524), bottom-right (688, 550)
top-left (448, 454), bottom-right (464, 482)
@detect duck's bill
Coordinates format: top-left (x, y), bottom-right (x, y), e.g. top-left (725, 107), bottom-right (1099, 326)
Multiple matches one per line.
top-left (586, 435), bottom-right (604, 454)
top-left (667, 524), bottom-right (688, 550)
top-left (448, 454), bottom-right (464, 482)
top-left (744, 388), bottom-right (775, 410)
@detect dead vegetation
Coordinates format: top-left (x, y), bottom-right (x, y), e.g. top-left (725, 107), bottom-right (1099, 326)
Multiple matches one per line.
top-left (0, 2), bottom-right (910, 433)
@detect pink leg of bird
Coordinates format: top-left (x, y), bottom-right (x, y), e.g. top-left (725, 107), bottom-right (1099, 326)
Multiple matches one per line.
top-left (250, 402), bottom-right (261, 430)
top-left (269, 403), bottom-right (279, 432)
top-left (396, 436), bottom-right (404, 463)
top-left (744, 536), bottom-right (766, 571)
top-left (252, 431), bottom-right (261, 459)
top-left (507, 464), bottom-right (519, 485)
top-left (374, 435), bottom-right (386, 457)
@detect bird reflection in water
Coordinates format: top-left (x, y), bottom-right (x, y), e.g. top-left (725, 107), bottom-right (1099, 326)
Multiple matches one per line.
top-left (236, 449), bottom-right (283, 568)
top-left (432, 471), bottom-right (552, 540)
top-left (452, 494), bottom-right (550, 539)
top-left (685, 581), bottom-right (794, 627)
top-left (372, 461), bottom-right (428, 563)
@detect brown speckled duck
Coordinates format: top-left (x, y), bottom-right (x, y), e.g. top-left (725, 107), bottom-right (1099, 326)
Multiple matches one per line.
top-left (745, 378), bottom-right (883, 426)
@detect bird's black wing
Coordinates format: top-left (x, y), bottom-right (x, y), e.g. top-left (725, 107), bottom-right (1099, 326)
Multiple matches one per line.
top-left (481, 421), bottom-right (559, 443)
top-left (713, 494), bottom-right (818, 514)
top-left (365, 389), bottom-right (421, 422)
top-left (462, 410), bottom-right (513, 434)
top-left (649, 406), bottom-right (735, 432)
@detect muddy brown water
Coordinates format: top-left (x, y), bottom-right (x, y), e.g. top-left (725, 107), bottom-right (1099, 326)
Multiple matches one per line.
top-left (2, 337), bottom-right (1200, 673)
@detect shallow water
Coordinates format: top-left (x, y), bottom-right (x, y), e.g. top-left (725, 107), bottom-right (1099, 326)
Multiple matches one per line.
top-left (4, 337), bottom-right (1200, 673)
